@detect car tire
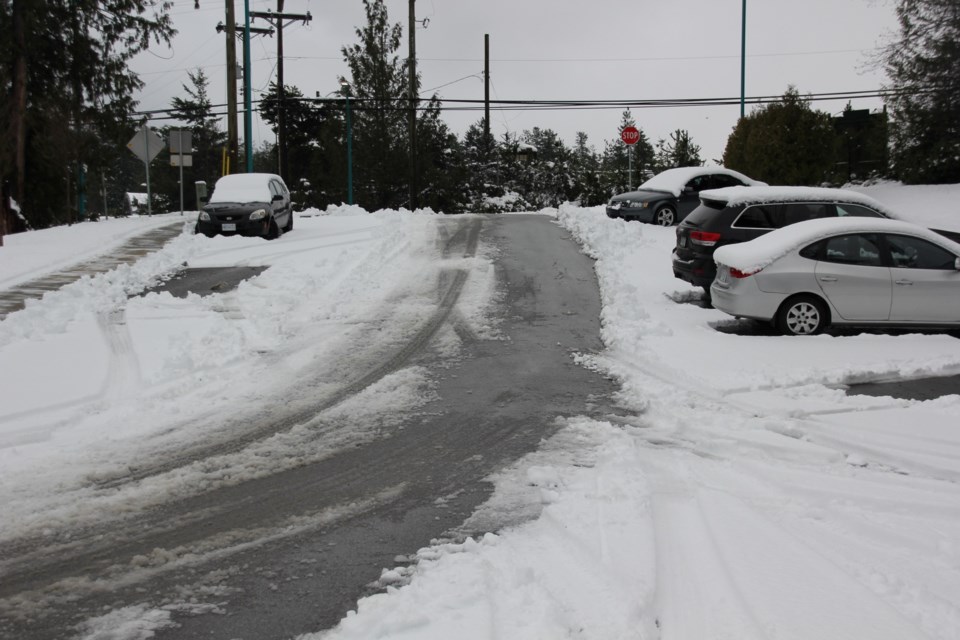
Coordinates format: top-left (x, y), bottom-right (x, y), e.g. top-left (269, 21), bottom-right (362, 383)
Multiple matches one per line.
top-left (282, 211), bottom-right (293, 233)
top-left (655, 205), bottom-right (677, 226)
top-left (266, 218), bottom-right (280, 240)
top-left (776, 295), bottom-right (828, 336)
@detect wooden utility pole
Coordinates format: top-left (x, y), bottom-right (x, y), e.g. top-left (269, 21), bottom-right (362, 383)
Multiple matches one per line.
top-left (484, 34), bottom-right (490, 154)
top-left (407, 0), bottom-right (419, 210)
top-left (218, 12), bottom-right (273, 174)
top-left (224, 0), bottom-right (239, 174)
top-left (250, 3), bottom-right (312, 182)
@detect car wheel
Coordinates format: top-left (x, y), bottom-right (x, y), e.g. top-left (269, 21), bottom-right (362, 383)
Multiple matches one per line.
top-left (282, 211), bottom-right (293, 233)
top-left (266, 218), bottom-right (280, 240)
top-left (776, 295), bottom-right (828, 336)
top-left (655, 205), bottom-right (677, 226)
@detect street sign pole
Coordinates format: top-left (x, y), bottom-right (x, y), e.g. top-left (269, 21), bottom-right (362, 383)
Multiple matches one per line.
top-left (621, 125), bottom-right (640, 191)
top-left (127, 125), bottom-right (164, 216)
top-left (178, 131), bottom-right (184, 216)
top-left (144, 128), bottom-right (152, 216)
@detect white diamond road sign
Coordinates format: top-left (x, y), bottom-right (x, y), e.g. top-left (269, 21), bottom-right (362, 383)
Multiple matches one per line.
top-left (127, 126), bottom-right (164, 163)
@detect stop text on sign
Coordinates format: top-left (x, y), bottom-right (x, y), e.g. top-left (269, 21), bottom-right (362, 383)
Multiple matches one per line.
top-left (621, 126), bottom-right (640, 145)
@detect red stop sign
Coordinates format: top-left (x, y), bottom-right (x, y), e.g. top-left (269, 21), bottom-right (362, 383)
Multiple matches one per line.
top-left (621, 126), bottom-right (640, 145)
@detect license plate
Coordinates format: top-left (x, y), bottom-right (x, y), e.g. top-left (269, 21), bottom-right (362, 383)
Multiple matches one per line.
top-left (222, 223), bottom-right (236, 232)
top-left (679, 236), bottom-right (687, 247)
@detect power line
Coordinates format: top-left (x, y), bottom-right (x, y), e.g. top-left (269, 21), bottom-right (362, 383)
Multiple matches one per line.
top-left (133, 86), bottom-right (934, 121)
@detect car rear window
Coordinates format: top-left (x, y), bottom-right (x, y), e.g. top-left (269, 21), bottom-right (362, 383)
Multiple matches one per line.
top-left (733, 204), bottom-right (784, 229)
top-left (735, 202), bottom-right (837, 229)
top-left (684, 201), bottom-right (728, 225)
top-left (836, 203), bottom-right (885, 218)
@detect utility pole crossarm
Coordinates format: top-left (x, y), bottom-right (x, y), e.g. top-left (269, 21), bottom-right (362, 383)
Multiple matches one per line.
top-left (249, 3), bottom-right (311, 181)
top-left (250, 11), bottom-right (313, 21)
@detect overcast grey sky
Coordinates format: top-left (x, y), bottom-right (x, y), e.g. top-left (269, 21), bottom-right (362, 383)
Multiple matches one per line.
top-left (131, 0), bottom-right (898, 164)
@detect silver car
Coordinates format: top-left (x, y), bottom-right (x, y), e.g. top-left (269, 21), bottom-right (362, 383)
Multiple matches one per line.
top-left (711, 217), bottom-right (960, 335)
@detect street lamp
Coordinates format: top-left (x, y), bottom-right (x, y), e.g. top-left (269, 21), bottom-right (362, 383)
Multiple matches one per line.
top-left (740, 0), bottom-right (746, 119)
top-left (340, 77), bottom-right (354, 205)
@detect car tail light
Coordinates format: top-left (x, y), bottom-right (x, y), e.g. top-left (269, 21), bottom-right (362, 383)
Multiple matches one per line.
top-left (690, 231), bottom-right (722, 246)
top-left (729, 267), bottom-right (757, 279)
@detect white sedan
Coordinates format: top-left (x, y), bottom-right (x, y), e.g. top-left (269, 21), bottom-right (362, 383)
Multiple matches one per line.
top-left (710, 217), bottom-right (960, 335)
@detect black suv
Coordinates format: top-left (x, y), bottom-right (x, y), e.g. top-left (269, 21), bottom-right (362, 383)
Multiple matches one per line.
top-left (672, 187), bottom-right (891, 293)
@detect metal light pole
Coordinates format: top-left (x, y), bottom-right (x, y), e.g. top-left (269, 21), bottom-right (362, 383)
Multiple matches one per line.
top-left (740, 0), bottom-right (746, 119)
top-left (340, 78), bottom-right (354, 205)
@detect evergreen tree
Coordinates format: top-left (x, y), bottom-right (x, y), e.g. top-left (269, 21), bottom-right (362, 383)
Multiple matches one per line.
top-left (653, 129), bottom-right (702, 171)
top-left (0, 0), bottom-right (175, 233)
top-left (259, 83), bottom-right (331, 206)
top-left (169, 69), bottom-right (226, 208)
top-left (602, 110), bottom-right (654, 192)
top-left (415, 96), bottom-right (465, 212)
top-left (722, 87), bottom-right (836, 185)
top-left (882, 0), bottom-right (960, 183)
top-left (341, 0), bottom-right (409, 210)
top-left (570, 132), bottom-right (606, 206)
top-left (461, 119), bottom-right (503, 211)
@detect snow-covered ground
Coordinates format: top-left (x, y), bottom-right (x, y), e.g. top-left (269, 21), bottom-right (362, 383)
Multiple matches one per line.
top-left (1, 183), bottom-right (960, 640)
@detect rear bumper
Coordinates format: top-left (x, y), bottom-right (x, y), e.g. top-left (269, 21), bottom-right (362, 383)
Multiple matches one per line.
top-left (672, 251), bottom-right (715, 288)
top-left (710, 281), bottom-right (783, 321)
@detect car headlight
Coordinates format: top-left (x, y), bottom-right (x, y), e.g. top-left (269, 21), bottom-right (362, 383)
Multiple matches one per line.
top-left (199, 211), bottom-right (211, 221)
top-left (249, 208), bottom-right (268, 221)
top-left (634, 201), bottom-right (650, 208)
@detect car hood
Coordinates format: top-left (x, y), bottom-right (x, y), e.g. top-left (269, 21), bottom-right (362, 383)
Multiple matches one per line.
top-left (610, 189), bottom-right (672, 203)
top-left (203, 201), bottom-right (271, 212)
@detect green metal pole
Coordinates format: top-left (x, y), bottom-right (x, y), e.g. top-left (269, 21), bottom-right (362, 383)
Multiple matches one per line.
top-left (740, 0), bottom-right (746, 119)
top-left (243, 0), bottom-right (253, 172)
top-left (346, 94), bottom-right (353, 205)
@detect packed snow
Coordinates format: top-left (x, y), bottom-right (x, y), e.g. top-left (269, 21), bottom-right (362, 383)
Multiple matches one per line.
top-left (207, 172), bottom-right (287, 204)
top-left (636, 166), bottom-right (766, 197)
top-left (699, 184), bottom-right (899, 217)
top-left (1, 182), bottom-right (959, 640)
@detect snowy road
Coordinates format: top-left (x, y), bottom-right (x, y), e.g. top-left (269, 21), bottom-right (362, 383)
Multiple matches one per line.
top-left (2, 190), bottom-right (960, 640)
top-left (0, 214), bottom-right (618, 639)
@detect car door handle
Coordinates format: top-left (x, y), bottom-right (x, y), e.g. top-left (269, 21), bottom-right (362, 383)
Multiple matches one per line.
top-left (819, 276), bottom-right (838, 282)
top-left (895, 279), bottom-right (914, 286)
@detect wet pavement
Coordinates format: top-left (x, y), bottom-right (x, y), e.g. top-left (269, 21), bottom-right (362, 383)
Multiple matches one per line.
top-left (846, 375), bottom-right (960, 400)
top-left (0, 221), bottom-right (185, 319)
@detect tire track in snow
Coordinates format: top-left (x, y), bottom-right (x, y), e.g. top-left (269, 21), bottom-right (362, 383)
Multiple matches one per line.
top-left (97, 308), bottom-right (143, 402)
top-left (91, 217), bottom-right (483, 489)
top-left (645, 450), bottom-right (936, 640)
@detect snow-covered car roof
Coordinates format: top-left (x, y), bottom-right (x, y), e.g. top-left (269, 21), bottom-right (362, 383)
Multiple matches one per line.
top-left (638, 167), bottom-right (766, 197)
top-left (699, 185), bottom-right (899, 218)
top-left (714, 217), bottom-right (960, 275)
top-left (209, 173), bottom-right (285, 204)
